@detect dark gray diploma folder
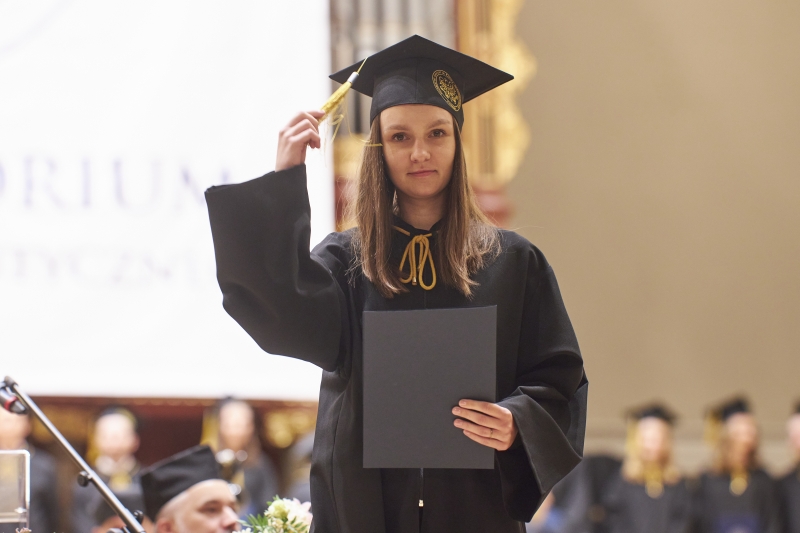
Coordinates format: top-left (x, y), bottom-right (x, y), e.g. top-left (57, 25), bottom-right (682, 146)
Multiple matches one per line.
top-left (362, 306), bottom-right (497, 469)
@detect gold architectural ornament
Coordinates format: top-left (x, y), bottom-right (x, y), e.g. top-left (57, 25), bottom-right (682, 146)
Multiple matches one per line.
top-left (264, 408), bottom-right (317, 449)
top-left (457, 0), bottom-right (537, 190)
top-left (31, 406), bottom-right (94, 444)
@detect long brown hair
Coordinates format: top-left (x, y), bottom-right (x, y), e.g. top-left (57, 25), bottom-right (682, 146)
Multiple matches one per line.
top-left (349, 113), bottom-right (500, 298)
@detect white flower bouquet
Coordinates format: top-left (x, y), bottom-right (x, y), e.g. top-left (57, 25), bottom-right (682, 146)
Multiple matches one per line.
top-left (241, 496), bottom-right (312, 533)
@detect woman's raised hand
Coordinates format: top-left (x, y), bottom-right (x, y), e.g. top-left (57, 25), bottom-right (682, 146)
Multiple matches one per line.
top-left (452, 399), bottom-right (519, 451)
top-left (275, 110), bottom-right (325, 172)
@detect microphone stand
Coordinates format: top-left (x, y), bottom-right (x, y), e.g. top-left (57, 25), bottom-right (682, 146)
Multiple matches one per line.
top-left (2, 376), bottom-right (145, 533)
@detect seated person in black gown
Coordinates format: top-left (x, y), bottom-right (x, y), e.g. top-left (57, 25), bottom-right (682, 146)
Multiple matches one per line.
top-left (0, 408), bottom-right (59, 533)
top-left (201, 398), bottom-right (280, 517)
top-left (778, 401), bottom-right (800, 533)
top-left (602, 403), bottom-right (691, 533)
top-left (205, 35), bottom-right (587, 533)
top-left (73, 408), bottom-right (143, 533)
top-left (141, 445), bottom-right (239, 533)
top-left (692, 397), bottom-right (781, 533)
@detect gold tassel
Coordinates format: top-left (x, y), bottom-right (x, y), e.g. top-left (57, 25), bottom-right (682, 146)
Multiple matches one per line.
top-left (320, 58), bottom-right (368, 123)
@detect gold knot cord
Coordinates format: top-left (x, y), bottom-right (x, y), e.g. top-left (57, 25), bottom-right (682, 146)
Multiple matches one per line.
top-left (393, 225), bottom-right (436, 290)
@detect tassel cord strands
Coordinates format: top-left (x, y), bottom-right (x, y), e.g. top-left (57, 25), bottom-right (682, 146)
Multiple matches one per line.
top-left (320, 58), bottom-right (368, 124)
top-left (393, 226), bottom-right (436, 290)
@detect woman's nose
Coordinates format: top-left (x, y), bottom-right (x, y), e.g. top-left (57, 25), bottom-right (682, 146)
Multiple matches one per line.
top-left (410, 141), bottom-right (431, 162)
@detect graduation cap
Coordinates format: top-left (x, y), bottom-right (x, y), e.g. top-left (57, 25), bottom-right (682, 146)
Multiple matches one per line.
top-left (91, 489), bottom-right (145, 526)
top-left (709, 397), bottom-right (751, 422)
top-left (140, 445), bottom-right (222, 520)
top-left (329, 35), bottom-right (514, 130)
top-left (627, 403), bottom-right (677, 425)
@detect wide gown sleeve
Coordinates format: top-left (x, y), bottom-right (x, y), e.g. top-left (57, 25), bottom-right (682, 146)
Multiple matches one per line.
top-left (204, 164), bottom-right (346, 371)
top-left (496, 251), bottom-right (588, 522)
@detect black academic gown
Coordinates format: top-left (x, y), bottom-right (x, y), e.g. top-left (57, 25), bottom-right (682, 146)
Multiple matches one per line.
top-left (205, 164), bottom-right (588, 533)
top-left (778, 466), bottom-right (800, 533)
top-left (602, 472), bottom-right (691, 533)
top-left (691, 469), bottom-right (782, 533)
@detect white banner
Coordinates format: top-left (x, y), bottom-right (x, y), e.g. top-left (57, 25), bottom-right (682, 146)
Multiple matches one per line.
top-left (0, 1), bottom-right (332, 399)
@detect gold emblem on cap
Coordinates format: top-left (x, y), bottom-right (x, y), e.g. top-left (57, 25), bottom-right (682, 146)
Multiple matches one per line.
top-left (432, 70), bottom-right (462, 112)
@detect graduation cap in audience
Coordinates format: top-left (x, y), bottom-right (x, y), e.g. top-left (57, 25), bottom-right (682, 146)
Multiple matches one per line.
top-left (627, 403), bottom-right (677, 425)
top-left (709, 396), bottom-right (750, 422)
top-left (91, 488), bottom-right (145, 527)
top-left (140, 445), bottom-right (222, 520)
top-left (329, 35), bottom-right (514, 130)
top-left (703, 396), bottom-right (751, 446)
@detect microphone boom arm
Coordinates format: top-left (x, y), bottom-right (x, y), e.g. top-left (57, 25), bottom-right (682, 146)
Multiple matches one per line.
top-left (2, 376), bottom-right (145, 533)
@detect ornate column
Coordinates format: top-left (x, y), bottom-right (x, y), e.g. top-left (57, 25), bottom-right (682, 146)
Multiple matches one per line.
top-left (457, 0), bottom-right (536, 227)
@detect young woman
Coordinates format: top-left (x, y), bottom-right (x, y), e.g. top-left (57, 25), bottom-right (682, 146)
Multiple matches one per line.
top-left (692, 398), bottom-right (782, 533)
top-left (602, 404), bottom-right (691, 533)
top-left (206, 35), bottom-right (587, 533)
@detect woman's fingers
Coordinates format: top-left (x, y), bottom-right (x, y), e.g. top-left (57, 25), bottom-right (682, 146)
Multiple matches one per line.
top-left (276, 111), bottom-right (324, 171)
top-left (454, 418), bottom-right (499, 439)
top-left (283, 110), bottom-right (323, 130)
top-left (290, 128), bottom-right (321, 150)
top-left (452, 399), bottom-right (518, 451)
top-left (452, 406), bottom-right (499, 429)
top-left (457, 399), bottom-right (506, 417)
top-left (462, 429), bottom-right (504, 451)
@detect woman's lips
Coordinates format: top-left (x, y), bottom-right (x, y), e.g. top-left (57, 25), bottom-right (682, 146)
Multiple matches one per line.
top-left (408, 169), bottom-right (436, 177)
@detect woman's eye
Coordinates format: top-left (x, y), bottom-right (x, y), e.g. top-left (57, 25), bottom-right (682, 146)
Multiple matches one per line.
top-left (431, 129), bottom-right (446, 137)
top-left (392, 133), bottom-right (407, 141)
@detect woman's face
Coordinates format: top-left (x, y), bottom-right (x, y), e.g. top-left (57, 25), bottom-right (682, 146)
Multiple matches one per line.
top-left (636, 417), bottom-right (671, 464)
top-left (218, 401), bottom-right (255, 452)
top-left (380, 104), bottom-right (456, 207)
top-left (725, 412), bottom-right (758, 464)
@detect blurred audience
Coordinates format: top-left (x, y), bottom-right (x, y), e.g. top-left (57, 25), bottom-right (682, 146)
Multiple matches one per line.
top-left (284, 430), bottom-right (314, 505)
top-left (72, 407), bottom-right (142, 533)
top-left (141, 445), bottom-right (239, 533)
top-left (18, 395), bottom-right (800, 533)
top-left (201, 398), bottom-right (279, 517)
top-left (601, 404), bottom-right (691, 533)
top-left (0, 408), bottom-right (59, 533)
top-left (778, 402), bottom-right (800, 533)
top-left (691, 397), bottom-right (781, 533)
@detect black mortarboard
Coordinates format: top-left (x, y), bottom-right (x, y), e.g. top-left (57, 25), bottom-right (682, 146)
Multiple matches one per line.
top-left (140, 445), bottom-right (222, 520)
top-left (709, 397), bottom-right (751, 422)
top-left (91, 489), bottom-right (145, 526)
top-left (627, 403), bottom-right (677, 425)
top-left (329, 35), bottom-right (514, 130)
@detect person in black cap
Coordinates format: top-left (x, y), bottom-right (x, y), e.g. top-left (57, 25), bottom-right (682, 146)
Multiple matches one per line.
top-left (205, 34), bottom-right (587, 533)
top-left (691, 397), bottom-right (781, 533)
top-left (140, 445), bottom-right (239, 533)
top-left (601, 403), bottom-right (691, 533)
top-left (777, 401), bottom-right (800, 533)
